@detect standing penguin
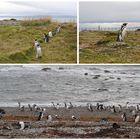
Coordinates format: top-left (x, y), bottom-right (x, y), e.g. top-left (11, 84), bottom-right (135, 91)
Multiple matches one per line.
top-left (121, 112), bottom-right (127, 122)
top-left (44, 33), bottom-right (49, 43)
top-left (71, 115), bottom-right (77, 120)
top-left (47, 115), bottom-right (52, 122)
top-left (134, 114), bottom-right (140, 123)
top-left (38, 111), bottom-right (44, 121)
top-left (117, 23), bottom-right (128, 42)
top-left (111, 105), bottom-right (116, 113)
top-left (87, 103), bottom-right (93, 112)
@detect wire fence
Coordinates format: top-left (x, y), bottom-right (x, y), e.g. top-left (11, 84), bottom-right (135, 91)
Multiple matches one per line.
top-left (80, 26), bottom-right (140, 31)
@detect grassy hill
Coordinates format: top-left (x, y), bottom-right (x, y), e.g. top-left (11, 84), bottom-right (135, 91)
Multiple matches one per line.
top-left (80, 30), bottom-right (140, 63)
top-left (0, 18), bottom-right (77, 63)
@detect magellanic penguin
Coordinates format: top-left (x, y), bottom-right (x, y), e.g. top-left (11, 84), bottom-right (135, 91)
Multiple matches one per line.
top-left (72, 115), bottom-right (77, 120)
top-left (134, 114), bottom-right (140, 123)
top-left (117, 23), bottom-right (128, 42)
top-left (19, 121), bottom-right (25, 130)
top-left (18, 121), bottom-right (30, 130)
top-left (47, 115), bottom-right (52, 122)
top-left (87, 103), bottom-right (93, 112)
top-left (121, 112), bottom-right (127, 122)
top-left (38, 111), bottom-right (44, 121)
top-left (111, 105), bottom-right (116, 113)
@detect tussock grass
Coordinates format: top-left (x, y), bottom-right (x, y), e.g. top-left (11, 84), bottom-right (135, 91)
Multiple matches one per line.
top-left (80, 30), bottom-right (140, 63)
top-left (0, 18), bottom-right (76, 63)
top-left (20, 17), bottom-right (52, 26)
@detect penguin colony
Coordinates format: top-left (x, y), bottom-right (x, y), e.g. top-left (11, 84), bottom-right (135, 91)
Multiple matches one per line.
top-left (0, 101), bottom-right (140, 131)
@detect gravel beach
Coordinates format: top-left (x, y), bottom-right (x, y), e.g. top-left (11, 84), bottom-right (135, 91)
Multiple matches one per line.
top-left (0, 104), bottom-right (140, 138)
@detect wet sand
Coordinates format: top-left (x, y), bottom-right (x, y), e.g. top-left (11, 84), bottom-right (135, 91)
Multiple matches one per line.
top-left (0, 105), bottom-right (140, 138)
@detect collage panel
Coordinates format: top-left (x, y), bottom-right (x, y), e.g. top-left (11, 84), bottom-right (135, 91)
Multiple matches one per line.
top-left (0, 0), bottom-right (140, 139)
top-left (0, 65), bottom-right (140, 138)
top-left (79, 2), bottom-right (140, 63)
top-left (0, 0), bottom-right (77, 64)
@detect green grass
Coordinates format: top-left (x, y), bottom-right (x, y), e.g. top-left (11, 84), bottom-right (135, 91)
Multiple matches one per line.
top-left (80, 30), bottom-right (140, 63)
top-left (0, 18), bottom-right (77, 63)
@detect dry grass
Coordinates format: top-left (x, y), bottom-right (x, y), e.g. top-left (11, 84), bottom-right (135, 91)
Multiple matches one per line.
top-left (80, 30), bottom-right (140, 63)
top-left (0, 18), bottom-right (77, 63)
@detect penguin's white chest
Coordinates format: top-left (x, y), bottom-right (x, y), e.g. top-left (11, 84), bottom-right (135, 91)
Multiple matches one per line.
top-left (135, 116), bottom-right (140, 123)
top-left (122, 28), bottom-right (126, 39)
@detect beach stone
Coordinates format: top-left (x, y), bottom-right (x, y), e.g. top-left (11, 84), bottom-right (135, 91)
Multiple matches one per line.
top-left (117, 77), bottom-right (121, 80)
top-left (58, 67), bottom-right (64, 70)
top-left (112, 123), bottom-right (120, 129)
top-left (42, 67), bottom-right (51, 71)
top-left (84, 73), bottom-right (88, 76)
top-left (104, 70), bottom-right (111, 73)
top-left (93, 75), bottom-right (100, 79)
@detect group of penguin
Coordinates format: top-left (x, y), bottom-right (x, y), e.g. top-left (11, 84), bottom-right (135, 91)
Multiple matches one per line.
top-left (16, 101), bottom-right (76, 130)
top-left (1, 101), bottom-right (140, 131)
top-left (87, 102), bottom-right (140, 123)
top-left (43, 25), bottom-right (61, 43)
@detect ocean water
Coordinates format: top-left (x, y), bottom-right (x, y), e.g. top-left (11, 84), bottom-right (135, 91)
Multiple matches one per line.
top-left (80, 22), bottom-right (140, 31)
top-left (0, 65), bottom-right (140, 107)
top-left (0, 15), bottom-right (76, 23)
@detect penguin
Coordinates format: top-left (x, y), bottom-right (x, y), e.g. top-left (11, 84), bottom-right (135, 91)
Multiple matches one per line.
top-left (111, 105), bottom-right (116, 113)
top-left (42, 108), bottom-right (46, 112)
top-left (48, 31), bottom-right (53, 37)
top-left (65, 102), bottom-right (71, 110)
top-left (64, 102), bottom-right (67, 108)
top-left (71, 115), bottom-right (76, 120)
top-left (134, 114), bottom-right (140, 123)
top-left (55, 114), bottom-right (61, 120)
top-left (99, 104), bottom-right (104, 111)
top-left (19, 121), bottom-right (25, 130)
top-left (47, 115), bottom-right (52, 122)
top-left (20, 106), bottom-right (25, 111)
top-left (117, 23), bottom-right (128, 42)
top-left (28, 104), bottom-right (32, 111)
top-left (56, 26), bottom-right (61, 33)
top-left (136, 105), bottom-right (140, 112)
top-left (18, 102), bottom-right (21, 109)
top-left (18, 121), bottom-right (30, 130)
top-left (118, 104), bottom-right (122, 113)
top-left (44, 33), bottom-right (49, 43)
top-left (33, 104), bottom-right (37, 111)
top-left (69, 102), bottom-right (73, 108)
top-left (87, 103), bottom-right (93, 112)
top-left (51, 102), bottom-right (56, 109)
top-left (38, 111), bottom-right (44, 121)
top-left (121, 112), bottom-right (127, 122)
top-left (56, 103), bottom-right (60, 110)
top-left (96, 103), bottom-right (100, 110)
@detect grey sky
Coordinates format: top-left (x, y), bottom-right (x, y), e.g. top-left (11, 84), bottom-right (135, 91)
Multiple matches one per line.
top-left (80, 2), bottom-right (140, 22)
top-left (0, 0), bottom-right (77, 16)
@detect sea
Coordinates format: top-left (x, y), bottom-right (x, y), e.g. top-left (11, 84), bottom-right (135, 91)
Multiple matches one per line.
top-left (0, 65), bottom-right (140, 107)
top-left (80, 22), bottom-right (140, 31)
top-left (0, 15), bottom-right (76, 23)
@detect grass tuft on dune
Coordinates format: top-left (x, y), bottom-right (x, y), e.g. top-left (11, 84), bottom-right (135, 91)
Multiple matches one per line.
top-left (80, 30), bottom-right (140, 63)
top-left (0, 18), bottom-right (77, 63)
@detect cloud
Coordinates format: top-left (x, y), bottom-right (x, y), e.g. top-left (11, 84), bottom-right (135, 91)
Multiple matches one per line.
top-left (0, 0), bottom-right (76, 16)
top-left (80, 2), bottom-right (140, 22)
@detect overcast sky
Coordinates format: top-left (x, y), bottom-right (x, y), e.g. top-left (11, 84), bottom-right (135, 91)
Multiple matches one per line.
top-left (80, 2), bottom-right (140, 22)
top-left (0, 0), bottom-right (76, 17)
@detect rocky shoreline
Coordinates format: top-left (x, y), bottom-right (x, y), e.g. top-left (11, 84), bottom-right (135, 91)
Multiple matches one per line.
top-left (0, 104), bottom-right (140, 138)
